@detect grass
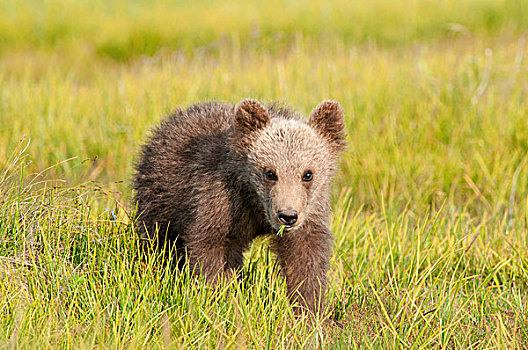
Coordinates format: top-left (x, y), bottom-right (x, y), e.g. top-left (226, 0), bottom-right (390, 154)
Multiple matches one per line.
top-left (1, 0), bottom-right (528, 348)
top-left (277, 225), bottom-right (287, 237)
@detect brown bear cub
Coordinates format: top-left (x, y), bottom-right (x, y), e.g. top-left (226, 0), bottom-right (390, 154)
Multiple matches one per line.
top-left (133, 99), bottom-right (346, 314)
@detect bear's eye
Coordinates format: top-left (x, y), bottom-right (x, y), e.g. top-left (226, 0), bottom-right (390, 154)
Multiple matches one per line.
top-left (302, 171), bottom-right (313, 182)
top-left (265, 170), bottom-right (278, 181)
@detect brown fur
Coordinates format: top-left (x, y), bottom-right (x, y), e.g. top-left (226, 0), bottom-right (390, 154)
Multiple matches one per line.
top-left (133, 99), bottom-right (346, 314)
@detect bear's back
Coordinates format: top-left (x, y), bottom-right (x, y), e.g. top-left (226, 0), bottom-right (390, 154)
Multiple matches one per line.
top-left (137, 102), bottom-right (234, 171)
top-left (158, 102), bottom-right (234, 149)
top-left (133, 102), bottom-right (238, 234)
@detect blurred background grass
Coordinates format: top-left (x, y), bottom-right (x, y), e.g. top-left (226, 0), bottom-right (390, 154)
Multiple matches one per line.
top-left (1, 0), bottom-right (527, 215)
top-left (1, 0), bottom-right (528, 347)
top-left (1, 0), bottom-right (527, 59)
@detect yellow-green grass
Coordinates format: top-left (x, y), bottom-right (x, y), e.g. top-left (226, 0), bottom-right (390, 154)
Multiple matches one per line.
top-left (1, 0), bottom-right (528, 348)
top-left (1, 0), bottom-right (527, 60)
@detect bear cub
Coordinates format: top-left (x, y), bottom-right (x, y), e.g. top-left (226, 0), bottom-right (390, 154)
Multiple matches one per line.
top-left (133, 99), bottom-right (346, 314)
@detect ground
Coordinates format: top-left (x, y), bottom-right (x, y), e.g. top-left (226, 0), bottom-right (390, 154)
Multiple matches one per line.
top-left (1, 0), bottom-right (528, 348)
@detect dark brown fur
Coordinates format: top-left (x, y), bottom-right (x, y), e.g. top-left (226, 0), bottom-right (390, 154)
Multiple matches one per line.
top-left (133, 99), bottom-right (346, 314)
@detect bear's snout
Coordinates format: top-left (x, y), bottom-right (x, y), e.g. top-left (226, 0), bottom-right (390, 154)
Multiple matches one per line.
top-left (278, 209), bottom-right (298, 226)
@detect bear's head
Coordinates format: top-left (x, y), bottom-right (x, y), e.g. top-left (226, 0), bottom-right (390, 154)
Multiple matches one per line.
top-left (233, 99), bottom-right (347, 232)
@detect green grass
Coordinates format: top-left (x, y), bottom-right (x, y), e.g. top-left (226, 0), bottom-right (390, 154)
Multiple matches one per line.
top-left (1, 0), bottom-right (528, 348)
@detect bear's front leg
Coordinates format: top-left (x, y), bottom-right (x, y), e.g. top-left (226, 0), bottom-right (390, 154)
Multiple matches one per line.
top-left (186, 242), bottom-right (229, 284)
top-left (272, 221), bottom-right (333, 315)
top-left (185, 233), bottom-right (244, 285)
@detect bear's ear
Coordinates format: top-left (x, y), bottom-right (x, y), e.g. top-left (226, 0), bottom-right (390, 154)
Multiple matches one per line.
top-left (234, 99), bottom-right (270, 134)
top-left (308, 100), bottom-right (347, 153)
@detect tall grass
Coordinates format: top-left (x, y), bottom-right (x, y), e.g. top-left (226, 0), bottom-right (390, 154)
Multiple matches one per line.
top-left (1, 0), bottom-right (528, 348)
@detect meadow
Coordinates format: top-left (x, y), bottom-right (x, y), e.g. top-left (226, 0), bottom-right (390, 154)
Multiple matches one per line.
top-left (1, 0), bottom-right (528, 348)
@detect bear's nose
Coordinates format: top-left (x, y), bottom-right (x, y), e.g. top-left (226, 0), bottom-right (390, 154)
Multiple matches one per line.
top-left (278, 210), bottom-right (298, 225)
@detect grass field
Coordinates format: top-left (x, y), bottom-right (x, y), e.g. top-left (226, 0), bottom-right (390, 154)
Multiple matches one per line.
top-left (1, 0), bottom-right (528, 348)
